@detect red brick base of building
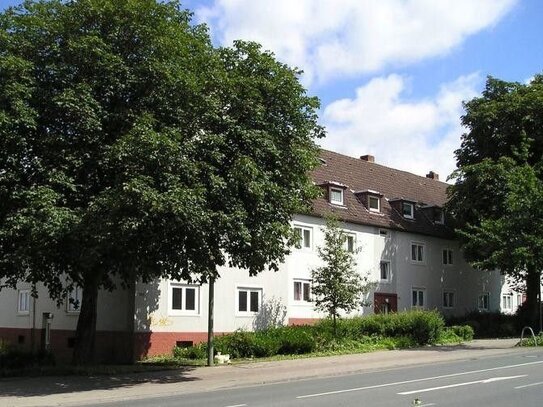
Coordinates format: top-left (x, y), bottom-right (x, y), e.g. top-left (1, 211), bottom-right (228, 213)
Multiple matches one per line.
top-left (288, 318), bottom-right (319, 325)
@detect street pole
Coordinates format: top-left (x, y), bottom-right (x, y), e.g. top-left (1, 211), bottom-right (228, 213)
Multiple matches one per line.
top-left (207, 277), bottom-right (215, 366)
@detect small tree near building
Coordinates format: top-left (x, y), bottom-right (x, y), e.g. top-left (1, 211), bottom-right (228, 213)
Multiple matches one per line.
top-left (311, 217), bottom-right (373, 336)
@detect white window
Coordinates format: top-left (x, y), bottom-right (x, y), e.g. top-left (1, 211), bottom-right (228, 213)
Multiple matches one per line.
top-left (294, 226), bottom-right (312, 249)
top-left (330, 187), bottom-right (344, 205)
top-left (380, 261), bottom-right (391, 281)
top-left (18, 290), bottom-right (30, 314)
top-left (237, 287), bottom-right (262, 314)
top-left (412, 288), bottom-right (425, 308)
top-left (368, 195), bottom-right (380, 212)
top-left (169, 284), bottom-right (199, 315)
top-left (443, 291), bottom-right (455, 308)
top-left (478, 293), bottom-right (489, 311)
top-left (411, 243), bottom-right (425, 263)
top-left (442, 249), bottom-right (453, 265)
top-left (402, 202), bottom-right (415, 219)
top-left (67, 286), bottom-right (83, 313)
top-left (502, 294), bottom-right (513, 310)
top-left (293, 280), bottom-right (311, 303)
top-left (344, 234), bottom-right (355, 253)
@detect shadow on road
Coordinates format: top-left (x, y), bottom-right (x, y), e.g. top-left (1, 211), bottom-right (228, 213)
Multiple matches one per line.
top-left (0, 367), bottom-right (199, 398)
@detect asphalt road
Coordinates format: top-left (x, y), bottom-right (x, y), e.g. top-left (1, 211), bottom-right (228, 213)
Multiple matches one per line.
top-left (87, 349), bottom-right (543, 407)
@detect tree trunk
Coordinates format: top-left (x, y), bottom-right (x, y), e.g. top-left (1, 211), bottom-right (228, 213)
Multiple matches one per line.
top-left (525, 265), bottom-right (541, 331)
top-left (72, 278), bottom-right (99, 365)
top-left (333, 313), bottom-right (337, 337)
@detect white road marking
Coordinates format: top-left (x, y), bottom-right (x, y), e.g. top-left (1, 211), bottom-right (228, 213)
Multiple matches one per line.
top-left (224, 404), bottom-right (247, 407)
top-left (514, 381), bottom-right (543, 389)
top-left (296, 360), bottom-right (543, 399)
top-left (419, 404), bottom-right (436, 407)
top-left (398, 375), bottom-right (527, 395)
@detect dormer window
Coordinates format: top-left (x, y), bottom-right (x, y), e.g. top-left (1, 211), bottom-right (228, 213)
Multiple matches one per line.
top-left (434, 208), bottom-right (445, 224)
top-left (329, 187), bottom-right (344, 205)
top-left (402, 202), bottom-right (415, 219)
top-left (368, 195), bottom-right (380, 212)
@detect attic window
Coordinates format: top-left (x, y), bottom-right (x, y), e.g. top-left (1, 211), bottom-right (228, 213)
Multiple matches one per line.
top-left (368, 195), bottom-right (380, 212)
top-left (435, 208), bottom-right (445, 224)
top-left (330, 187), bottom-right (344, 205)
top-left (402, 202), bottom-right (414, 219)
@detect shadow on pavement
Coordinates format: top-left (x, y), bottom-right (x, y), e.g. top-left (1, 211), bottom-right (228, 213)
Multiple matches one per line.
top-left (0, 367), bottom-right (199, 398)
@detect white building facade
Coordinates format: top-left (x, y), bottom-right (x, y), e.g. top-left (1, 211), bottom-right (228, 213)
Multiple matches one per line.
top-left (0, 150), bottom-right (524, 361)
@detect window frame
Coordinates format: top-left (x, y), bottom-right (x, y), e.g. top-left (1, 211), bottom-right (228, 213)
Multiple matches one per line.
top-left (410, 242), bottom-right (425, 263)
top-left (168, 283), bottom-right (200, 316)
top-left (402, 202), bottom-right (415, 219)
top-left (344, 233), bottom-right (356, 253)
top-left (442, 248), bottom-right (453, 265)
top-left (411, 287), bottom-right (426, 309)
top-left (478, 292), bottom-right (490, 311)
top-left (442, 290), bottom-right (455, 309)
top-left (236, 287), bottom-right (263, 316)
top-left (379, 261), bottom-right (391, 282)
top-left (502, 294), bottom-right (513, 310)
top-left (329, 187), bottom-right (344, 206)
top-left (368, 195), bottom-right (380, 212)
top-left (293, 225), bottom-right (312, 250)
top-left (17, 289), bottom-right (30, 314)
top-left (435, 208), bottom-right (445, 224)
top-left (67, 286), bottom-right (83, 314)
top-left (293, 279), bottom-right (312, 304)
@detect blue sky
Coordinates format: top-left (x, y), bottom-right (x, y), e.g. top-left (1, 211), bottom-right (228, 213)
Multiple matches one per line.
top-left (2, 0), bottom-right (542, 180)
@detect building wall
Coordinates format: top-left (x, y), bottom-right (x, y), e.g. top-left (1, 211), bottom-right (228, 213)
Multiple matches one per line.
top-left (0, 281), bottom-right (134, 363)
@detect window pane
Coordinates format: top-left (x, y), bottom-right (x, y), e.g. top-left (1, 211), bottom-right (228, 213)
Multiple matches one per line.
top-left (239, 290), bottom-right (247, 312)
top-left (172, 288), bottom-right (183, 310)
top-left (303, 283), bottom-right (311, 302)
top-left (331, 189), bottom-right (342, 203)
top-left (347, 236), bottom-right (354, 252)
top-left (380, 262), bottom-right (389, 280)
top-left (294, 228), bottom-right (302, 248)
top-left (448, 251), bottom-right (453, 264)
top-left (250, 291), bottom-right (259, 312)
top-left (294, 281), bottom-right (301, 301)
top-left (412, 290), bottom-right (417, 306)
top-left (418, 246), bottom-right (423, 261)
top-left (303, 229), bottom-right (311, 248)
top-left (443, 250), bottom-right (448, 264)
top-left (369, 196), bottom-right (379, 210)
top-left (185, 288), bottom-right (196, 311)
top-left (418, 291), bottom-right (424, 306)
top-left (403, 203), bottom-right (413, 217)
top-left (443, 292), bottom-right (448, 307)
top-left (411, 245), bottom-right (417, 261)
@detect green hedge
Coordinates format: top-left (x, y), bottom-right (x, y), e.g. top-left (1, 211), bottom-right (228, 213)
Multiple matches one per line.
top-left (172, 310), bottom-right (457, 360)
top-left (446, 311), bottom-right (518, 338)
top-left (0, 341), bottom-right (55, 371)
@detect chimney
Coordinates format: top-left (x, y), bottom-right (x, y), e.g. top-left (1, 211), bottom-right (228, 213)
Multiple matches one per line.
top-left (360, 154), bottom-right (375, 163)
top-left (426, 171), bottom-right (439, 180)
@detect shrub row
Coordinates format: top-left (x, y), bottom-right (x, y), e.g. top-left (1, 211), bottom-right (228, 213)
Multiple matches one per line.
top-left (0, 341), bottom-right (55, 371)
top-left (445, 311), bottom-right (518, 338)
top-left (173, 310), bottom-right (455, 360)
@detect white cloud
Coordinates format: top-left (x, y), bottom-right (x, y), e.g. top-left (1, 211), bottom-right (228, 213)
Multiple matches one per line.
top-left (321, 73), bottom-right (482, 180)
top-left (196, 0), bottom-right (516, 85)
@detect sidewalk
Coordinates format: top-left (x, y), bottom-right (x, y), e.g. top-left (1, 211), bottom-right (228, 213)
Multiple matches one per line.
top-left (0, 339), bottom-right (526, 407)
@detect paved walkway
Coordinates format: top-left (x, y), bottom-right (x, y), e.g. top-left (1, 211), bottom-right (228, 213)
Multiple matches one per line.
top-left (0, 339), bottom-right (526, 407)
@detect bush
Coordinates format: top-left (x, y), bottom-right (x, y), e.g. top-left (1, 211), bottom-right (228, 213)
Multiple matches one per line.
top-left (450, 325), bottom-right (475, 341)
top-left (446, 311), bottom-right (518, 338)
top-left (0, 342), bottom-right (55, 371)
top-left (172, 343), bottom-right (207, 360)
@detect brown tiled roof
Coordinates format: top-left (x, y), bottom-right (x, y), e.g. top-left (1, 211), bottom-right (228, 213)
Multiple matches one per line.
top-left (310, 150), bottom-right (453, 239)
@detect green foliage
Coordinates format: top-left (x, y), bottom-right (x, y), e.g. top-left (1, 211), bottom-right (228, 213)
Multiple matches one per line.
top-left (311, 217), bottom-right (375, 334)
top-left (172, 311), bottom-right (454, 361)
top-left (519, 332), bottom-right (543, 347)
top-left (0, 343), bottom-right (55, 371)
top-left (0, 0), bottom-right (323, 363)
top-left (448, 74), bottom-right (543, 328)
top-left (446, 311), bottom-right (518, 338)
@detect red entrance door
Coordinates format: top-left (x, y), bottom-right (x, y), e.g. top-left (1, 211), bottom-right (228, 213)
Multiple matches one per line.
top-left (374, 293), bottom-right (398, 314)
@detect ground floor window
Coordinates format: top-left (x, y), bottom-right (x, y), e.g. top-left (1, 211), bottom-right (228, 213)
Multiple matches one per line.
top-left (443, 291), bottom-right (455, 308)
top-left (169, 283), bottom-right (199, 315)
top-left (238, 287), bottom-right (262, 314)
top-left (502, 294), bottom-right (513, 310)
top-left (380, 261), bottom-right (391, 281)
top-left (67, 286), bottom-right (83, 313)
top-left (293, 280), bottom-right (311, 303)
top-left (412, 288), bottom-right (425, 308)
top-left (478, 293), bottom-right (489, 311)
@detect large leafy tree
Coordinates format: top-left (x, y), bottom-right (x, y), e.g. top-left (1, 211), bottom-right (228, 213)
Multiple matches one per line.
top-left (311, 217), bottom-right (372, 336)
top-left (448, 75), bottom-right (543, 328)
top-left (0, 0), bottom-right (323, 364)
